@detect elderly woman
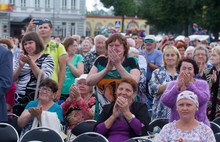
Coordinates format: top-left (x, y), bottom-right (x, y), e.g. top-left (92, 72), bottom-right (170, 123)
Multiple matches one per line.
top-left (17, 79), bottom-right (63, 134)
top-left (184, 46), bottom-right (195, 59)
top-left (95, 78), bottom-right (150, 142)
top-left (86, 34), bottom-right (140, 119)
top-left (205, 46), bottom-right (220, 120)
top-left (61, 38), bottom-right (84, 101)
top-left (13, 32), bottom-right (54, 116)
top-left (81, 40), bottom-right (93, 57)
top-left (61, 74), bottom-right (96, 138)
top-left (149, 45), bottom-right (180, 120)
top-left (155, 91), bottom-right (215, 142)
top-left (161, 58), bottom-right (210, 126)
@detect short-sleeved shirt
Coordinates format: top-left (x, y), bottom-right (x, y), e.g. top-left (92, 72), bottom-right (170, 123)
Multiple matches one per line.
top-left (25, 100), bottom-right (63, 121)
top-left (44, 41), bottom-right (67, 82)
top-left (155, 121), bottom-right (216, 142)
top-left (94, 56), bottom-right (139, 118)
top-left (61, 54), bottom-right (84, 95)
top-left (140, 49), bottom-right (162, 81)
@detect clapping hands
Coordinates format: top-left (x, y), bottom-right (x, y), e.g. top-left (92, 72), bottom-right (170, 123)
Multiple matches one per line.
top-left (112, 96), bottom-right (130, 118)
top-left (69, 85), bottom-right (81, 101)
top-left (177, 71), bottom-right (194, 91)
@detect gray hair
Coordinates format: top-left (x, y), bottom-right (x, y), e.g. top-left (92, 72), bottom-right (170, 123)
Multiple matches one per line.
top-left (184, 46), bottom-right (195, 57)
top-left (94, 35), bottom-right (106, 45)
top-left (193, 45), bottom-right (209, 62)
top-left (127, 38), bottom-right (135, 47)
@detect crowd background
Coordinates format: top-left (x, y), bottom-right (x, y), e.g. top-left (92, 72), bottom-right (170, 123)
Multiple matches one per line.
top-left (1, 18), bottom-right (220, 141)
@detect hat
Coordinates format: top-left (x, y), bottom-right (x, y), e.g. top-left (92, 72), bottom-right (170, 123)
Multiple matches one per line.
top-left (144, 35), bottom-right (155, 41)
top-left (176, 90), bottom-right (199, 107)
top-left (75, 74), bottom-right (88, 85)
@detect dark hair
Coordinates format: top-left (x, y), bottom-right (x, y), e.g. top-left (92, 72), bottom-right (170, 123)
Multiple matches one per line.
top-left (118, 78), bottom-right (138, 93)
top-left (0, 38), bottom-right (13, 49)
top-left (177, 58), bottom-right (199, 75)
top-left (105, 33), bottom-right (129, 57)
top-left (39, 79), bottom-right (58, 93)
top-left (62, 37), bottom-right (77, 51)
top-left (22, 32), bottom-right (44, 54)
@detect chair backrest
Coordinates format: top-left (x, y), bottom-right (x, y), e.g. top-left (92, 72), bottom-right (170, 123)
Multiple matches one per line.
top-left (0, 122), bottom-right (19, 142)
top-left (7, 113), bottom-right (22, 135)
top-left (20, 127), bottom-right (64, 142)
top-left (72, 132), bottom-right (108, 142)
top-left (71, 119), bottom-right (97, 136)
top-left (215, 132), bottom-right (220, 141)
top-left (213, 117), bottom-right (220, 126)
top-left (148, 118), bottom-right (169, 132)
top-left (210, 121), bottom-right (220, 134)
top-left (125, 137), bottom-right (152, 142)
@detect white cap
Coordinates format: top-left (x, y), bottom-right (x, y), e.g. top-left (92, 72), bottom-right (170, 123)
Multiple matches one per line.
top-left (75, 74), bottom-right (88, 85)
top-left (144, 35), bottom-right (155, 41)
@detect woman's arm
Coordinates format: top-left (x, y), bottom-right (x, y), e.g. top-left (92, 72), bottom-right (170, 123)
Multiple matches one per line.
top-left (13, 65), bottom-right (23, 81)
top-left (76, 97), bottom-right (95, 119)
top-left (86, 66), bottom-right (109, 86)
top-left (17, 110), bottom-right (33, 128)
top-left (68, 61), bottom-right (84, 78)
top-left (61, 97), bottom-right (72, 115)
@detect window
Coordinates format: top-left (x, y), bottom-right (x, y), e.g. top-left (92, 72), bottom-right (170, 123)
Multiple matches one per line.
top-left (35, 0), bottom-right (40, 8)
top-left (70, 23), bottom-right (75, 35)
top-left (71, 0), bottom-right (76, 9)
top-left (45, 0), bottom-right (50, 8)
top-left (21, 0), bottom-right (26, 7)
top-left (62, 0), bottom-right (67, 9)
top-left (62, 22), bottom-right (66, 37)
top-left (10, 0), bottom-right (15, 4)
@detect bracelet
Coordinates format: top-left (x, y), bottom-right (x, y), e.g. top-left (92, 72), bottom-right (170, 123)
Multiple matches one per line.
top-left (128, 114), bottom-right (135, 123)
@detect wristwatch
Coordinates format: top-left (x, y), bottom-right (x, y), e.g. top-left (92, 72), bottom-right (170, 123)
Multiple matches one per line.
top-left (128, 114), bottom-right (135, 123)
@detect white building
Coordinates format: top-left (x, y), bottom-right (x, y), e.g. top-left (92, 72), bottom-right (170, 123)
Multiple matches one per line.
top-left (0, 0), bottom-right (86, 38)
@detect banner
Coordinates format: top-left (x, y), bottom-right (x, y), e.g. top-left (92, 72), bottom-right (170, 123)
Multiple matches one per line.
top-left (0, 4), bottom-right (14, 12)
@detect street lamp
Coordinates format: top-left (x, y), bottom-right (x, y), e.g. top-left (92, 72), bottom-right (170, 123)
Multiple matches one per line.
top-left (55, 26), bottom-right (62, 36)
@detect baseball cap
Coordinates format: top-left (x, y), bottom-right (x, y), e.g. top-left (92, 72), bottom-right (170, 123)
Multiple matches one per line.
top-left (75, 74), bottom-right (88, 85)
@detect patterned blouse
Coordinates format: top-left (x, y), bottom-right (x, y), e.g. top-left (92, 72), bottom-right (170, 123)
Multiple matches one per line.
top-left (155, 121), bottom-right (216, 142)
top-left (148, 67), bottom-right (178, 120)
top-left (61, 95), bottom-right (96, 129)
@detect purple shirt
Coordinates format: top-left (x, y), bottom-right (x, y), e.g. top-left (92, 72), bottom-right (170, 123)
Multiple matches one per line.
top-left (96, 117), bottom-right (142, 142)
top-left (161, 79), bottom-right (210, 126)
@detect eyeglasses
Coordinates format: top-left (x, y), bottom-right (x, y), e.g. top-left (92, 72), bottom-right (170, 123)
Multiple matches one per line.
top-left (39, 86), bottom-right (52, 93)
top-left (195, 53), bottom-right (206, 56)
top-left (144, 39), bottom-right (154, 43)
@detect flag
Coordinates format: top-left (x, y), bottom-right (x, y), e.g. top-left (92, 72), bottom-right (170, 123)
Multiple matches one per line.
top-left (0, 4), bottom-right (14, 12)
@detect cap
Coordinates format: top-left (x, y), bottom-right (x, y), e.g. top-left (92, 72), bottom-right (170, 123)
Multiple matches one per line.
top-left (144, 35), bottom-right (155, 41)
top-left (176, 90), bottom-right (199, 107)
top-left (75, 74), bottom-right (88, 85)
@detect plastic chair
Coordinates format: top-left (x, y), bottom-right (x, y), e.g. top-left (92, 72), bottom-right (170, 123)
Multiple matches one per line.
top-left (214, 132), bottom-right (220, 141)
top-left (213, 117), bottom-right (220, 126)
top-left (72, 132), bottom-right (108, 142)
top-left (20, 127), bottom-right (64, 142)
top-left (0, 122), bottom-right (19, 142)
top-left (71, 119), bottom-right (97, 136)
top-left (148, 118), bottom-right (169, 133)
top-left (210, 121), bottom-right (220, 134)
top-left (125, 137), bottom-right (152, 142)
top-left (7, 113), bottom-right (22, 135)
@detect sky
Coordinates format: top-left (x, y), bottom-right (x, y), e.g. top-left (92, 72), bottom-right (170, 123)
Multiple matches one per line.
top-left (86, 0), bottom-right (110, 11)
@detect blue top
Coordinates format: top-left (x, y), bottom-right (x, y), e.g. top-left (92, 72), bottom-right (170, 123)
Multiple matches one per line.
top-left (140, 49), bottom-right (162, 81)
top-left (25, 100), bottom-right (63, 121)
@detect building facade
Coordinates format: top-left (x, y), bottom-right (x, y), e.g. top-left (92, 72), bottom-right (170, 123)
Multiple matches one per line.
top-left (86, 15), bottom-right (150, 37)
top-left (0, 0), bottom-right (86, 38)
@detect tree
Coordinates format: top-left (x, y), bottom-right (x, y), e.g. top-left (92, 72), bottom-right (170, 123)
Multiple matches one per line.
top-left (137, 0), bottom-right (201, 36)
top-left (100, 0), bottom-right (137, 32)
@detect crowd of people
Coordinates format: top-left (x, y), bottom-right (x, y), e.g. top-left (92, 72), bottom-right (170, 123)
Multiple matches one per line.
top-left (0, 18), bottom-right (220, 141)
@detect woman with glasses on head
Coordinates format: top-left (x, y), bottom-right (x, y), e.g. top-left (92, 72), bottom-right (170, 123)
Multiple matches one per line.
top-left (17, 79), bottom-right (63, 134)
top-left (61, 38), bottom-right (84, 101)
top-left (149, 46), bottom-right (180, 121)
top-left (86, 33), bottom-right (140, 120)
top-left (205, 46), bottom-right (220, 120)
top-left (13, 31), bottom-right (54, 116)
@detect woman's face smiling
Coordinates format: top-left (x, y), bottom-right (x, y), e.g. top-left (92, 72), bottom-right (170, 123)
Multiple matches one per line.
top-left (116, 82), bottom-right (135, 104)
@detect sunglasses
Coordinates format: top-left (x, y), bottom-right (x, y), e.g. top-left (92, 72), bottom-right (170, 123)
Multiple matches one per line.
top-left (144, 39), bottom-right (154, 43)
top-left (33, 18), bottom-right (50, 25)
